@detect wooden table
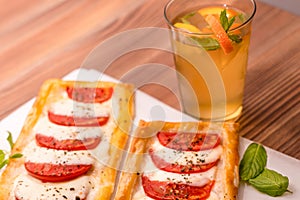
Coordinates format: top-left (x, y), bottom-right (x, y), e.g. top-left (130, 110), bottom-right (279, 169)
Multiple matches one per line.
top-left (0, 0), bottom-right (299, 160)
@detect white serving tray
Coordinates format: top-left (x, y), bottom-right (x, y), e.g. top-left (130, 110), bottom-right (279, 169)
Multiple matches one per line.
top-left (0, 69), bottom-right (299, 200)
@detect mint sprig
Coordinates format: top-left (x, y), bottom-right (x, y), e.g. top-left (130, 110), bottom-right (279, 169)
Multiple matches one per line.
top-left (228, 34), bottom-right (242, 43)
top-left (0, 131), bottom-right (23, 170)
top-left (220, 9), bottom-right (242, 43)
top-left (180, 9), bottom-right (242, 50)
top-left (191, 37), bottom-right (220, 50)
top-left (220, 9), bottom-right (235, 32)
top-left (240, 143), bottom-right (292, 197)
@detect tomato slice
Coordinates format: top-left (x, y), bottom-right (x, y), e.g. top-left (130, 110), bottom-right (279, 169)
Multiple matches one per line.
top-left (142, 175), bottom-right (215, 200)
top-left (24, 162), bottom-right (92, 182)
top-left (149, 149), bottom-right (218, 174)
top-left (35, 134), bottom-right (101, 150)
top-left (48, 111), bottom-right (109, 127)
top-left (157, 132), bottom-right (220, 151)
top-left (66, 86), bottom-right (113, 103)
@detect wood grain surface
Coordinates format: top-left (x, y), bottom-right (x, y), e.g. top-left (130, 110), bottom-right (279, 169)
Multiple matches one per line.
top-left (0, 0), bottom-right (299, 159)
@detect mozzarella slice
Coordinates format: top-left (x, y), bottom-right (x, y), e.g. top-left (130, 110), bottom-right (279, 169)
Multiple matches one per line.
top-left (144, 166), bottom-right (216, 187)
top-left (24, 142), bottom-right (95, 165)
top-left (151, 137), bottom-right (222, 166)
top-left (49, 98), bottom-right (110, 117)
top-left (13, 174), bottom-right (93, 200)
top-left (34, 117), bottom-right (103, 140)
top-left (47, 98), bottom-right (117, 140)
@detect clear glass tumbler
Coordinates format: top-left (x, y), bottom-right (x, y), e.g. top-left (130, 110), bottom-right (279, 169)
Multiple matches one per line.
top-left (164, 0), bottom-right (256, 121)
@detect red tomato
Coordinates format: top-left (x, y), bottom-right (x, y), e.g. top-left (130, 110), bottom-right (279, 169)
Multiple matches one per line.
top-left (24, 162), bottom-right (92, 182)
top-left (48, 111), bottom-right (109, 127)
top-left (149, 149), bottom-right (218, 174)
top-left (157, 132), bottom-right (220, 151)
top-left (35, 134), bottom-right (101, 150)
top-left (66, 87), bottom-right (113, 103)
top-left (142, 175), bottom-right (214, 200)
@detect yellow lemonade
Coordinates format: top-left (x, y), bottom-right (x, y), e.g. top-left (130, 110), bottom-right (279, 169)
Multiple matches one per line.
top-left (170, 6), bottom-right (252, 120)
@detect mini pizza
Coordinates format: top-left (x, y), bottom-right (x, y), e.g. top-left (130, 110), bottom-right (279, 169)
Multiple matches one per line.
top-left (115, 120), bottom-right (239, 200)
top-left (0, 79), bottom-right (134, 200)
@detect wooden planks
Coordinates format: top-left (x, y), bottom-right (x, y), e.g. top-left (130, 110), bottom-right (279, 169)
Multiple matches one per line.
top-left (240, 2), bottom-right (300, 159)
top-left (0, 0), bottom-right (299, 159)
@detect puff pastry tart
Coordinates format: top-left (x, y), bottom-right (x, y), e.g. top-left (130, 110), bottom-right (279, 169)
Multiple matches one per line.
top-left (0, 79), bottom-right (134, 200)
top-left (115, 120), bottom-right (239, 200)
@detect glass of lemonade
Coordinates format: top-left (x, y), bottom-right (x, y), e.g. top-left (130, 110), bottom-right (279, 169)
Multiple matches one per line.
top-left (164, 0), bottom-right (256, 121)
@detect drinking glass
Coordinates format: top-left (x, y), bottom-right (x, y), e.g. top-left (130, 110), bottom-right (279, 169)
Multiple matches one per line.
top-left (164, 0), bottom-right (256, 121)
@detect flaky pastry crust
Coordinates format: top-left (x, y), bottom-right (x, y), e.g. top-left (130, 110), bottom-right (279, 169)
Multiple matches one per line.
top-left (0, 79), bottom-right (134, 200)
top-left (115, 120), bottom-right (239, 200)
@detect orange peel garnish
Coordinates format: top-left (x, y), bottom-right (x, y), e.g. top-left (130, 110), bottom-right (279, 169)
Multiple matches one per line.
top-left (205, 14), bottom-right (233, 54)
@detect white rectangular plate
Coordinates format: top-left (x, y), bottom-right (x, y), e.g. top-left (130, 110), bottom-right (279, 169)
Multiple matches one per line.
top-left (0, 69), bottom-right (299, 199)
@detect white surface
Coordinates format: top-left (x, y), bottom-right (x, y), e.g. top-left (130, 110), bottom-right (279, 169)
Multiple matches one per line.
top-left (0, 69), bottom-right (299, 199)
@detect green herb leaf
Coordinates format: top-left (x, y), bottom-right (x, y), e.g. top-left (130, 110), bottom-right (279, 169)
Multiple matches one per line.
top-left (0, 150), bottom-right (5, 163)
top-left (191, 37), bottom-right (220, 50)
top-left (10, 153), bottom-right (23, 159)
top-left (228, 34), bottom-right (242, 43)
top-left (238, 13), bottom-right (246, 22)
top-left (228, 16), bottom-right (235, 31)
top-left (220, 10), bottom-right (228, 31)
top-left (6, 131), bottom-right (14, 150)
top-left (220, 10), bottom-right (235, 32)
top-left (239, 143), bottom-right (267, 181)
top-left (0, 159), bottom-right (8, 170)
top-left (182, 12), bottom-right (196, 19)
top-left (220, 9), bottom-right (242, 43)
top-left (0, 131), bottom-right (23, 170)
top-left (249, 168), bottom-right (290, 197)
top-left (181, 18), bottom-right (191, 24)
top-left (180, 12), bottom-right (195, 24)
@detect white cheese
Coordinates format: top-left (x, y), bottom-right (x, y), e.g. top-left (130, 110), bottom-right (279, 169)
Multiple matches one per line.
top-left (46, 97), bottom-right (117, 141)
top-left (144, 166), bottom-right (216, 186)
top-left (131, 136), bottom-right (223, 200)
top-left (132, 163), bottom-right (218, 200)
top-left (34, 117), bottom-right (103, 140)
top-left (151, 137), bottom-right (222, 166)
top-left (24, 142), bottom-right (95, 165)
top-left (12, 174), bottom-right (93, 200)
top-left (49, 98), bottom-right (110, 117)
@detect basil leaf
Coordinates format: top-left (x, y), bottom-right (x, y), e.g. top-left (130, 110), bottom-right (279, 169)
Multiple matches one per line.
top-left (228, 34), bottom-right (242, 43)
top-left (191, 37), bottom-right (220, 50)
top-left (239, 143), bottom-right (267, 180)
top-left (6, 131), bottom-right (14, 150)
top-left (10, 153), bottom-right (23, 159)
top-left (0, 150), bottom-right (5, 163)
top-left (0, 159), bottom-right (8, 169)
top-left (249, 168), bottom-right (289, 197)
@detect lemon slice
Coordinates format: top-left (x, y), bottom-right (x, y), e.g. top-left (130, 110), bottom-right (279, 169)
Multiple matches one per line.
top-left (174, 23), bottom-right (201, 33)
